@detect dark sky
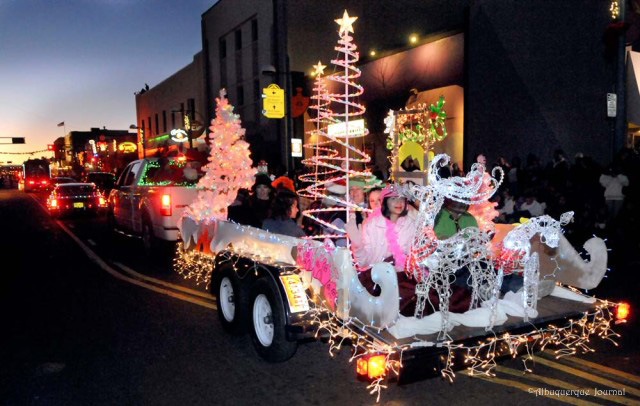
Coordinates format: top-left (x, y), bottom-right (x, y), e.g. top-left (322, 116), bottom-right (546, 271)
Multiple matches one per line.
top-left (0, 0), bottom-right (213, 163)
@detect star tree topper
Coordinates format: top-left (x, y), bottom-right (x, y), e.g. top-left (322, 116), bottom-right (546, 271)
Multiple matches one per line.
top-left (335, 10), bottom-right (357, 35)
top-left (312, 61), bottom-right (326, 76)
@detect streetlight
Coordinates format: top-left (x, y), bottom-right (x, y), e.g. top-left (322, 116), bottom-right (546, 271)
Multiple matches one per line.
top-left (130, 124), bottom-right (145, 158)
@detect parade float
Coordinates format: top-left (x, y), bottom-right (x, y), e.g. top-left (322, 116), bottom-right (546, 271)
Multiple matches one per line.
top-left (174, 11), bottom-right (627, 401)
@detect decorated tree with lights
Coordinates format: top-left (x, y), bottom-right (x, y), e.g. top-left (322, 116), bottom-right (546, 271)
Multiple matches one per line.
top-left (298, 61), bottom-right (338, 199)
top-left (304, 10), bottom-right (374, 237)
top-left (185, 89), bottom-right (256, 222)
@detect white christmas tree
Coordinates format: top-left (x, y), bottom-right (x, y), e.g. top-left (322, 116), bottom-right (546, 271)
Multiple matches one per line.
top-left (185, 89), bottom-right (256, 222)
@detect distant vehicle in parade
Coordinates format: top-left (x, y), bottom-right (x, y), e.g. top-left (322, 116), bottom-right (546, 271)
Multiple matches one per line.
top-left (107, 157), bottom-right (202, 254)
top-left (47, 183), bottom-right (107, 218)
top-left (85, 172), bottom-right (116, 195)
top-left (19, 158), bottom-right (50, 192)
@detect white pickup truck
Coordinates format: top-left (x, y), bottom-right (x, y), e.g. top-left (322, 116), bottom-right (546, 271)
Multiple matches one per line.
top-left (107, 157), bottom-right (201, 253)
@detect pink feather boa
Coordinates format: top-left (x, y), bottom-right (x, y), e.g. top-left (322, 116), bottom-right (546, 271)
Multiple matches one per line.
top-left (384, 216), bottom-right (407, 271)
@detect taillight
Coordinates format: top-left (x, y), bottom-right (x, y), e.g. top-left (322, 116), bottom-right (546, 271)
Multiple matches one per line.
top-left (41, 180), bottom-right (48, 185)
top-left (616, 302), bottom-right (630, 321)
top-left (28, 180), bottom-right (35, 185)
top-left (99, 196), bottom-right (105, 206)
top-left (161, 194), bottom-right (172, 216)
top-left (50, 199), bottom-right (57, 208)
top-left (356, 354), bottom-right (387, 380)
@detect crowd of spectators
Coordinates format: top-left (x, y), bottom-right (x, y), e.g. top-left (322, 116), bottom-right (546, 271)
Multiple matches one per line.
top-left (485, 148), bottom-right (640, 263)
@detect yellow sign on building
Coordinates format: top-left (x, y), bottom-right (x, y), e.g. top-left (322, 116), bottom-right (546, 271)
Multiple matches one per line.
top-left (262, 83), bottom-right (285, 119)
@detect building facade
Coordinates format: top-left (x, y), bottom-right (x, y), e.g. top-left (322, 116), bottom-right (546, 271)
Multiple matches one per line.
top-left (64, 128), bottom-right (137, 174)
top-left (135, 52), bottom-right (206, 159)
top-left (136, 0), bottom-right (620, 174)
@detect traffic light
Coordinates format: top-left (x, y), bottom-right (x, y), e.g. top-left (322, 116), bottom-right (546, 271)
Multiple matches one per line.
top-left (47, 144), bottom-right (55, 151)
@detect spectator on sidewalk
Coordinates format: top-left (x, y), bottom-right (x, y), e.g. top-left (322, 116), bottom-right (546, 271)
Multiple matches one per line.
top-left (599, 163), bottom-right (629, 225)
top-left (519, 191), bottom-right (545, 217)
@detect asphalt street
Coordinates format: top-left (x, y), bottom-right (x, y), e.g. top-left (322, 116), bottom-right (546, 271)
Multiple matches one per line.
top-left (1, 189), bottom-right (639, 406)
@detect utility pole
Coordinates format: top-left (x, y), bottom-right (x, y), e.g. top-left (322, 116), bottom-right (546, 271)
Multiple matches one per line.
top-left (614, 0), bottom-right (627, 155)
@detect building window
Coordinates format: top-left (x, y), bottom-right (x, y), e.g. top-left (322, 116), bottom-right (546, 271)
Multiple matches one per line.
top-left (147, 117), bottom-right (151, 136)
top-left (162, 110), bottom-right (167, 133)
top-left (220, 59), bottom-right (227, 88)
top-left (254, 79), bottom-right (260, 101)
top-left (251, 19), bottom-right (258, 42)
top-left (155, 114), bottom-right (159, 135)
top-left (187, 98), bottom-right (195, 120)
top-left (235, 29), bottom-right (242, 51)
top-left (252, 42), bottom-right (258, 77)
top-left (237, 85), bottom-right (244, 106)
top-left (236, 52), bottom-right (243, 82)
top-left (219, 38), bottom-right (226, 59)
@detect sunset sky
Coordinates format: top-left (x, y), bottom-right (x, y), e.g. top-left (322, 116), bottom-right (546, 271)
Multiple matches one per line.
top-left (0, 0), bottom-right (212, 163)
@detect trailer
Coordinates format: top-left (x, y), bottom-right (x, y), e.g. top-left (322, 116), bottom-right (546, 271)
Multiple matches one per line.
top-left (175, 213), bottom-right (626, 399)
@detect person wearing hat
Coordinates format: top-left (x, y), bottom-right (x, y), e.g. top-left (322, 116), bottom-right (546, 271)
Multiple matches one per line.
top-left (250, 173), bottom-right (274, 226)
top-left (346, 184), bottom-right (419, 316)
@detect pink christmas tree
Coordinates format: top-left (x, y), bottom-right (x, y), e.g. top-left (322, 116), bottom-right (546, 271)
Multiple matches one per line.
top-left (185, 89), bottom-right (256, 222)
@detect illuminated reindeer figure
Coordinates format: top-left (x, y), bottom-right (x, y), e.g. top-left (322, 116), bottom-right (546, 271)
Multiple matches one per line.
top-left (501, 211), bottom-right (574, 321)
top-left (402, 155), bottom-right (504, 338)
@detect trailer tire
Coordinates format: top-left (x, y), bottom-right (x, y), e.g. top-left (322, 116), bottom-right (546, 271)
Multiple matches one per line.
top-left (213, 266), bottom-right (249, 335)
top-left (249, 278), bottom-right (297, 362)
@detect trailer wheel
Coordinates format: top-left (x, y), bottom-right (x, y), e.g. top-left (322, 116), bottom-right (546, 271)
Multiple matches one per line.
top-left (249, 278), bottom-right (297, 362)
top-left (213, 266), bottom-right (249, 335)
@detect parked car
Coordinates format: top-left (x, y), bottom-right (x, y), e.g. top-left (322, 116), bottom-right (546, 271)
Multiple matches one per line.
top-left (47, 183), bottom-right (107, 218)
top-left (107, 157), bottom-right (201, 253)
top-left (86, 172), bottom-right (116, 195)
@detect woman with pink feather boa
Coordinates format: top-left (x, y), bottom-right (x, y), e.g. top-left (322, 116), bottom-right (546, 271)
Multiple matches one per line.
top-left (346, 185), bottom-right (420, 315)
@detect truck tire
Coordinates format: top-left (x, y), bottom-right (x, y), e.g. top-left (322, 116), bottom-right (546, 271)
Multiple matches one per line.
top-left (141, 217), bottom-right (157, 256)
top-left (213, 266), bottom-right (249, 335)
top-left (249, 277), bottom-right (297, 362)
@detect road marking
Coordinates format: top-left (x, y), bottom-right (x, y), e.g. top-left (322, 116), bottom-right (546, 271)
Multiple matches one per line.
top-left (28, 194), bottom-right (217, 311)
top-left (460, 370), bottom-right (599, 406)
top-left (87, 239), bottom-right (96, 246)
top-left (532, 356), bottom-right (640, 397)
top-left (113, 261), bottom-right (213, 300)
top-left (543, 351), bottom-right (640, 385)
top-left (495, 365), bottom-right (638, 405)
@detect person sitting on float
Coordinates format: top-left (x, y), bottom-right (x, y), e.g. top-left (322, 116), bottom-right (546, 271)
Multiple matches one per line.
top-left (250, 173), bottom-right (273, 226)
top-left (262, 189), bottom-right (306, 238)
top-left (346, 185), bottom-right (418, 316)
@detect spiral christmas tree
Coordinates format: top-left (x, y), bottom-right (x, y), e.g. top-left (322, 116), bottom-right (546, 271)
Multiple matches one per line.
top-left (298, 61), bottom-right (339, 199)
top-left (184, 89), bottom-right (256, 223)
top-left (303, 10), bottom-right (374, 237)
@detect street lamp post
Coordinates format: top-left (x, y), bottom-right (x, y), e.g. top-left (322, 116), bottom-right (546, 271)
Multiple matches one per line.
top-left (262, 66), bottom-right (293, 175)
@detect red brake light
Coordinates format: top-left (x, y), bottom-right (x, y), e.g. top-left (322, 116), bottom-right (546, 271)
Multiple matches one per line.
top-left (99, 196), bottom-right (106, 206)
top-left (161, 194), bottom-right (172, 216)
top-left (356, 354), bottom-right (387, 380)
top-left (28, 180), bottom-right (35, 185)
top-left (616, 302), bottom-right (630, 321)
top-left (41, 180), bottom-right (48, 185)
top-left (50, 199), bottom-right (57, 208)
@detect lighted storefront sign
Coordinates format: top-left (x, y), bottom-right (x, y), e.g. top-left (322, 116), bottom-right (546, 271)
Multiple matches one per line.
top-left (170, 129), bottom-right (189, 143)
top-left (118, 142), bottom-right (137, 153)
